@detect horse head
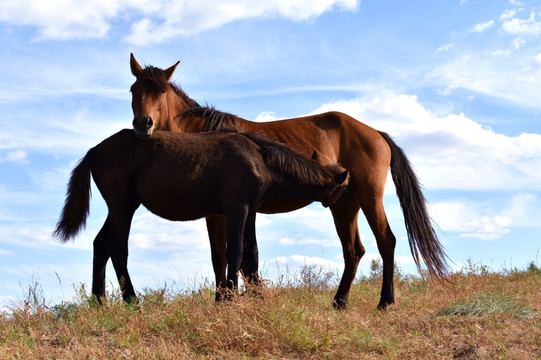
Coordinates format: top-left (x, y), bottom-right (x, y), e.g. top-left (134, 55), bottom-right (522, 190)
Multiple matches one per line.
top-left (321, 168), bottom-right (350, 208)
top-left (130, 53), bottom-right (180, 138)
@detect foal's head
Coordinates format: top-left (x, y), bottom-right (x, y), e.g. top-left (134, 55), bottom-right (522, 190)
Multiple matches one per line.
top-left (130, 53), bottom-right (192, 137)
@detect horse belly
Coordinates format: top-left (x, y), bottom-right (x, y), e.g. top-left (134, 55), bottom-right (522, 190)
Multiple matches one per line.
top-left (139, 188), bottom-right (216, 221)
top-left (257, 198), bottom-right (313, 214)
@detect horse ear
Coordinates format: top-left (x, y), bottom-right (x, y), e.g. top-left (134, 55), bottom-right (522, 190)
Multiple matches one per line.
top-left (164, 61), bottom-right (180, 82)
top-left (130, 53), bottom-right (143, 77)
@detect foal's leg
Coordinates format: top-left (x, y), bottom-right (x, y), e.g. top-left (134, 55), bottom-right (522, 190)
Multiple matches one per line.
top-left (205, 215), bottom-right (227, 301)
top-left (361, 196), bottom-right (396, 310)
top-left (108, 207), bottom-right (137, 302)
top-left (330, 193), bottom-right (365, 309)
top-left (224, 206), bottom-right (249, 294)
top-left (92, 215), bottom-right (111, 302)
top-left (241, 212), bottom-right (260, 287)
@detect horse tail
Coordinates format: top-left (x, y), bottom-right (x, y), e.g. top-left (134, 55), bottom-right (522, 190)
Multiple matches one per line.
top-left (53, 149), bottom-right (93, 243)
top-left (379, 131), bottom-right (450, 279)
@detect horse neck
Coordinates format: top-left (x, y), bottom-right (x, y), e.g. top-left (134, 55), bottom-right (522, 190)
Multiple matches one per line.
top-left (162, 90), bottom-right (208, 133)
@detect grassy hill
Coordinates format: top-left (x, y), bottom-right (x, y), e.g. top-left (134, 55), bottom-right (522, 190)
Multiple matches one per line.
top-left (1, 261), bottom-right (539, 359)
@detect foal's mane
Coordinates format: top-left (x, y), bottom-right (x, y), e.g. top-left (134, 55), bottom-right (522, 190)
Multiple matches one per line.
top-left (234, 131), bottom-right (344, 187)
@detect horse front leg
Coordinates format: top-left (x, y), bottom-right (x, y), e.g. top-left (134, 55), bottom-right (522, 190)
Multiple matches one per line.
top-left (205, 215), bottom-right (227, 302)
top-left (92, 215), bottom-right (111, 303)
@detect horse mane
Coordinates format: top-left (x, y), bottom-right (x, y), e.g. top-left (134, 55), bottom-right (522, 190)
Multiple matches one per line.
top-left (139, 65), bottom-right (199, 108)
top-left (235, 131), bottom-right (345, 187)
top-left (182, 105), bottom-right (240, 131)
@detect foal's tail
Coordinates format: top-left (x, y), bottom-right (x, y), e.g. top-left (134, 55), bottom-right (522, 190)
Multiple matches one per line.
top-left (379, 132), bottom-right (450, 279)
top-left (52, 150), bottom-right (93, 243)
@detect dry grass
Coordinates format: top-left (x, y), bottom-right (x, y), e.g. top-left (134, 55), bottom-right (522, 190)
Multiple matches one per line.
top-left (1, 261), bottom-right (539, 359)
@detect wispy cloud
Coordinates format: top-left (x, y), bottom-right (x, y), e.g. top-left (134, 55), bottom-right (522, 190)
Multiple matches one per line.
top-left (0, 150), bottom-right (28, 165)
top-left (471, 20), bottom-right (495, 33)
top-left (124, 0), bottom-right (359, 45)
top-left (500, 8), bottom-right (521, 21)
top-left (0, 0), bottom-right (359, 44)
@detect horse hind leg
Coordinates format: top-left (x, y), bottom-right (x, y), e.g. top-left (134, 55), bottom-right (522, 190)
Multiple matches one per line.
top-left (330, 194), bottom-right (365, 309)
top-left (361, 196), bottom-right (396, 310)
top-left (205, 215), bottom-right (227, 301)
top-left (108, 206), bottom-right (138, 303)
top-left (92, 215), bottom-right (111, 303)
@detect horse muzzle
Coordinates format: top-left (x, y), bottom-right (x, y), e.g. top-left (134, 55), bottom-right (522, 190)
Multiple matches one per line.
top-left (132, 116), bottom-right (155, 138)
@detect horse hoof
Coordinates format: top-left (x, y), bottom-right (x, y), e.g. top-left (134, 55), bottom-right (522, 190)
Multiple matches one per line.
top-left (333, 298), bottom-right (347, 310)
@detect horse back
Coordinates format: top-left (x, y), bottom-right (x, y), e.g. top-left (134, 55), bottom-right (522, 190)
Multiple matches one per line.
top-left (135, 131), bottom-right (270, 219)
top-left (240, 111), bottom-right (389, 167)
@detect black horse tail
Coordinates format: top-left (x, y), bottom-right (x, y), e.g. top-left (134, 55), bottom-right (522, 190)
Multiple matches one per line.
top-left (53, 149), bottom-right (93, 243)
top-left (379, 131), bottom-right (450, 279)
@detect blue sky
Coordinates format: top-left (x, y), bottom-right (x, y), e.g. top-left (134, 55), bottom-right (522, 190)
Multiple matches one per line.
top-left (1, 0), bottom-right (540, 307)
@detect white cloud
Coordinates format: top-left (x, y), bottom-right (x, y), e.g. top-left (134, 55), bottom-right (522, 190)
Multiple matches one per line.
top-left (279, 237), bottom-right (296, 245)
top-left (0, 150), bottom-right (28, 165)
top-left (429, 201), bottom-right (512, 240)
top-left (502, 193), bottom-right (541, 227)
top-left (460, 216), bottom-right (512, 240)
top-left (471, 20), bottom-right (494, 33)
top-left (435, 43), bottom-right (454, 53)
top-left (0, 0), bottom-right (118, 40)
top-left (255, 111), bottom-right (280, 122)
top-left (278, 236), bottom-right (340, 247)
top-left (130, 211), bottom-right (209, 251)
top-left (0, 0), bottom-right (359, 43)
top-left (500, 8), bottom-right (521, 21)
top-left (501, 9), bottom-right (541, 36)
top-left (269, 254), bottom-right (343, 271)
top-left (309, 92), bottom-right (541, 191)
top-left (513, 37), bottom-right (526, 49)
top-left (0, 248), bottom-right (13, 256)
top-left (125, 0), bottom-right (359, 45)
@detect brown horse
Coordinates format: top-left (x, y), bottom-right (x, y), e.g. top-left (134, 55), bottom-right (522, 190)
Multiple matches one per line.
top-left (129, 54), bottom-right (450, 310)
top-left (53, 129), bottom-right (349, 302)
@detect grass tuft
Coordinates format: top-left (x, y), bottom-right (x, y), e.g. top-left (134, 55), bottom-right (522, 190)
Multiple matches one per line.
top-left (434, 294), bottom-right (534, 318)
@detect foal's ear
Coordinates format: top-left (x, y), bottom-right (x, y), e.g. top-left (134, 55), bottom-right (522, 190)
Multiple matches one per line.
top-left (164, 61), bottom-right (180, 82)
top-left (336, 170), bottom-right (350, 185)
top-left (130, 53), bottom-right (143, 77)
